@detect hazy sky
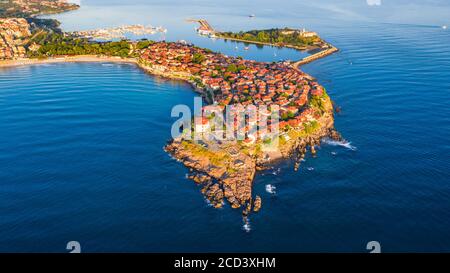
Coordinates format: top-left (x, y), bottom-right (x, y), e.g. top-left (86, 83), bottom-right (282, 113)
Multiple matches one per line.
top-left (67, 0), bottom-right (450, 26)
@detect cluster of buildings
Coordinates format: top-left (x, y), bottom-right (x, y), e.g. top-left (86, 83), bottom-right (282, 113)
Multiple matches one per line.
top-left (71, 25), bottom-right (167, 41)
top-left (0, 18), bottom-right (31, 59)
top-left (280, 28), bottom-right (318, 38)
top-left (7, 0), bottom-right (78, 15)
top-left (141, 42), bottom-right (326, 143)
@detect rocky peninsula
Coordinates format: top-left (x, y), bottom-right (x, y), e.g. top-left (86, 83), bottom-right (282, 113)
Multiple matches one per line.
top-left (0, 2), bottom-right (342, 217)
top-left (138, 42), bottom-right (342, 215)
top-left (1, 37), bottom-right (341, 216)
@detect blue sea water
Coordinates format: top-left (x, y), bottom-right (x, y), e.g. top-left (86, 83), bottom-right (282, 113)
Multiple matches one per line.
top-left (1, 0), bottom-right (450, 252)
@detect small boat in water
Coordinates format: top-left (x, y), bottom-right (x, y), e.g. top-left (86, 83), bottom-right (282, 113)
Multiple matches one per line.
top-left (249, 14), bottom-right (256, 18)
top-left (443, 25), bottom-right (448, 30)
top-left (244, 46), bottom-right (250, 50)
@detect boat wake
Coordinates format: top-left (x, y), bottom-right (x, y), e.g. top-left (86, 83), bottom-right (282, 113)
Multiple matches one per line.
top-left (322, 138), bottom-right (357, 151)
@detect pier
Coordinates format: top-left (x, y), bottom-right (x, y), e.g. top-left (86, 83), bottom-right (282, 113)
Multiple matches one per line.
top-left (292, 44), bottom-right (339, 68)
top-left (186, 19), bottom-right (216, 33)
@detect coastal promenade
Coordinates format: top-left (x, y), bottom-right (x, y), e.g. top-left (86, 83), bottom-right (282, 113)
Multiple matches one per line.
top-left (0, 55), bottom-right (138, 68)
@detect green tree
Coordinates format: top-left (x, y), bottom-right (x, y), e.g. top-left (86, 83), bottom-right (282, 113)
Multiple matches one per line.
top-left (192, 53), bottom-right (206, 64)
top-left (136, 40), bottom-right (154, 50)
top-left (226, 64), bottom-right (238, 73)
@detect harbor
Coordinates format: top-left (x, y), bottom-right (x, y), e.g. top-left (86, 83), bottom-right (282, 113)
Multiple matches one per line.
top-left (70, 24), bottom-right (167, 40)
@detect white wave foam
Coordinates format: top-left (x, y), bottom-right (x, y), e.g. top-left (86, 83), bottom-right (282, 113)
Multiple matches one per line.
top-left (242, 218), bottom-right (251, 233)
top-left (322, 138), bottom-right (357, 151)
top-left (265, 184), bottom-right (277, 195)
top-left (271, 168), bottom-right (281, 176)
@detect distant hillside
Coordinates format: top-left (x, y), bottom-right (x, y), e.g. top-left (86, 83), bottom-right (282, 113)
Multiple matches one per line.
top-left (0, 0), bottom-right (79, 18)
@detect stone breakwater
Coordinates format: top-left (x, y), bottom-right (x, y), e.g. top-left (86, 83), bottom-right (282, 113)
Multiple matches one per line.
top-left (293, 45), bottom-right (339, 68)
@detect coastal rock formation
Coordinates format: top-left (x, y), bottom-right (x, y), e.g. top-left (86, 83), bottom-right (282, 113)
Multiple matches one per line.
top-left (253, 196), bottom-right (262, 212)
top-left (202, 183), bottom-right (224, 208)
top-left (0, 18), bottom-right (31, 59)
top-left (163, 89), bottom-right (338, 215)
top-left (165, 139), bottom-right (256, 210)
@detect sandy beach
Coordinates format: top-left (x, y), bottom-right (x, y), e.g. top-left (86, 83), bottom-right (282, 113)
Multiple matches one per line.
top-left (0, 55), bottom-right (138, 68)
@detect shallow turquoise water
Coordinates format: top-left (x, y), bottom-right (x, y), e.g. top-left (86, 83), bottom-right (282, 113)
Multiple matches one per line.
top-left (1, 1), bottom-right (450, 252)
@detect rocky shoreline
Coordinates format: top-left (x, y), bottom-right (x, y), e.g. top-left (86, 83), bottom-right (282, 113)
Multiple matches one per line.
top-left (164, 92), bottom-right (342, 216)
